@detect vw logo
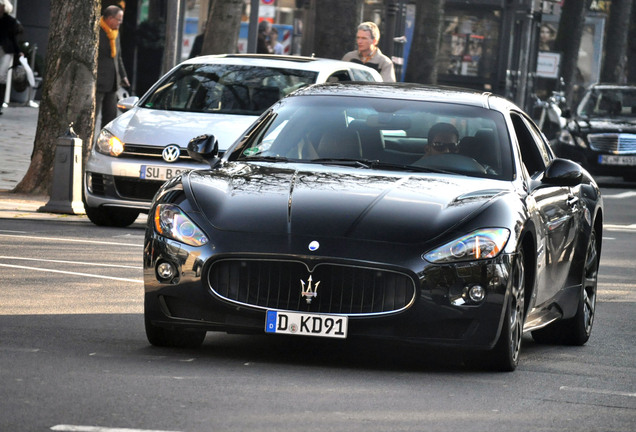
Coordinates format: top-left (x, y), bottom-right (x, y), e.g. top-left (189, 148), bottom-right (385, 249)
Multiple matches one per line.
top-left (162, 145), bottom-right (181, 163)
top-left (308, 241), bottom-right (320, 251)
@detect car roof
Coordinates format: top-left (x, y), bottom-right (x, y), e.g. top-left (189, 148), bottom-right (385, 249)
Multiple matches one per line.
top-left (290, 82), bottom-right (514, 110)
top-left (181, 53), bottom-right (379, 74)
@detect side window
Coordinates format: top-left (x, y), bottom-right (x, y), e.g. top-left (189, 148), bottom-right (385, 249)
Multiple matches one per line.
top-left (326, 70), bottom-right (352, 83)
top-left (350, 68), bottom-right (375, 81)
top-left (510, 113), bottom-right (548, 176)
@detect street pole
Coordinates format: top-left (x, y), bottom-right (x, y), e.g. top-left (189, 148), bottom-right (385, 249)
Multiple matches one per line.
top-left (162, 0), bottom-right (183, 75)
top-left (247, 0), bottom-right (260, 53)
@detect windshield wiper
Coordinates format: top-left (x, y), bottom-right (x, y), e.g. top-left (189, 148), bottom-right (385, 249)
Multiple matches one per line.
top-left (311, 158), bottom-right (371, 168)
top-left (366, 160), bottom-right (451, 174)
top-left (242, 155), bottom-right (290, 163)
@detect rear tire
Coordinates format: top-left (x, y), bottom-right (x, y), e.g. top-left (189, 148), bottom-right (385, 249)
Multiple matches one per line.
top-left (145, 316), bottom-right (206, 348)
top-left (532, 229), bottom-right (598, 345)
top-left (85, 205), bottom-right (140, 227)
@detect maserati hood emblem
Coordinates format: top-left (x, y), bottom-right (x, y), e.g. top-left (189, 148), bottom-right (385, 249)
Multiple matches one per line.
top-left (300, 275), bottom-right (320, 304)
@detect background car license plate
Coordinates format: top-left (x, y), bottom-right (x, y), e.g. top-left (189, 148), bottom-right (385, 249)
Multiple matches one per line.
top-left (140, 165), bottom-right (188, 180)
top-left (598, 155), bottom-right (636, 166)
top-left (265, 310), bottom-right (347, 339)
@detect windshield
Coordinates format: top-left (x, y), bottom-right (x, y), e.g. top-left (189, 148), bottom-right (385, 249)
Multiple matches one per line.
top-left (230, 95), bottom-right (513, 180)
top-left (140, 63), bottom-right (318, 115)
top-left (579, 87), bottom-right (636, 118)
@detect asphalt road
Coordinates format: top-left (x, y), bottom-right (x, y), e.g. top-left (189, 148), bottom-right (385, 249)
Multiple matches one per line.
top-left (0, 180), bottom-right (634, 432)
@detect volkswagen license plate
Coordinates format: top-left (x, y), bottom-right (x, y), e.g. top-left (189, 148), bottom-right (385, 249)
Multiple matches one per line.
top-left (140, 165), bottom-right (189, 181)
top-left (265, 310), bottom-right (348, 339)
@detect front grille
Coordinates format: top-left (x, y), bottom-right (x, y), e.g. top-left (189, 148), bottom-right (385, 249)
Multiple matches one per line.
top-left (208, 259), bottom-right (416, 316)
top-left (114, 176), bottom-right (165, 200)
top-left (122, 144), bottom-right (194, 161)
top-left (588, 133), bottom-right (636, 154)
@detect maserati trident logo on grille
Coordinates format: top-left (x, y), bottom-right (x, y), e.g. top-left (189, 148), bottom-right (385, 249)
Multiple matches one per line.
top-left (162, 144), bottom-right (181, 162)
top-left (300, 275), bottom-right (320, 304)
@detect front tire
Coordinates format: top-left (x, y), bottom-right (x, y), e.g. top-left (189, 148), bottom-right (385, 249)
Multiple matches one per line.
top-left (486, 249), bottom-right (526, 372)
top-left (85, 204), bottom-right (140, 227)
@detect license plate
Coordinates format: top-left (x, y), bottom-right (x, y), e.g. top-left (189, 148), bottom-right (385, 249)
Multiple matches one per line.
top-left (265, 310), bottom-right (348, 339)
top-left (598, 155), bottom-right (636, 166)
top-left (140, 165), bottom-right (189, 180)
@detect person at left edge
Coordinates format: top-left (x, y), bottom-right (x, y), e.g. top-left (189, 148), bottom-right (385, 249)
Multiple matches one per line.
top-left (96, 5), bottom-right (129, 130)
top-left (0, 0), bottom-right (24, 115)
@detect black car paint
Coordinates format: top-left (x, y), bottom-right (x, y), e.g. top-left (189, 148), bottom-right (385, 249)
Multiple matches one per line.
top-left (143, 83), bottom-right (603, 368)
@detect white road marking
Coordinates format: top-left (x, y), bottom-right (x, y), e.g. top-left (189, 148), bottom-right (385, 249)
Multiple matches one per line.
top-left (560, 386), bottom-right (636, 398)
top-left (0, 233), bottom-right (142, 247)
top-left (0, 263), bottom-right (143, 283)
top-left (604, 224), bottom-right (636, 232)
top-left (603, 191), bottom-right (636, 199)
top-left (0, 256), bottom-right (140, 269)
top-left (51, 425), bottom-right (181, 432)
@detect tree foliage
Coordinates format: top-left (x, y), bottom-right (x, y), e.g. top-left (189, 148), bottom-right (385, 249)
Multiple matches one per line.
top-left (14, 0), bottom-right (100, 195)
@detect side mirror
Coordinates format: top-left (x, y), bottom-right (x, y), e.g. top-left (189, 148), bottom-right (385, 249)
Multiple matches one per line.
top-left (543, 158), bottom-right (583, 186)
top-left (187, 134), bottom-right (221, 168)
top-left (116, 96), bottom-right (139, 112)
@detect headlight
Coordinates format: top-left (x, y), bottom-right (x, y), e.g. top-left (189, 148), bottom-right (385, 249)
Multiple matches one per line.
top-left (95, 129), bottom-right (124, 156)
top-left (154, 204), bottom-right (208, 246)
top-left (423, 228), bottom-right (510, 263)
top-left (557, 129), bottom-right (576, 146)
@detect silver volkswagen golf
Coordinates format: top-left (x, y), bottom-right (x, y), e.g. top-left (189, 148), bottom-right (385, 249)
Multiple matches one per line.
top-left (84, 54), bottom-right (382, 227)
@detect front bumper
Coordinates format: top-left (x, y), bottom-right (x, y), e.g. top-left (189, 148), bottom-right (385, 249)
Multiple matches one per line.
top-left (84, 151), bottom-right (205, 211)
top-left (143, 228), bottom-right (514, 350)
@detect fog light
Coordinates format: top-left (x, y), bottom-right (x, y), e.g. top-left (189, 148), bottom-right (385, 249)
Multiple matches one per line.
top-left (157, 261), bottom-right (176, 282)
top-left (468, 284), bottom-right (486, 303)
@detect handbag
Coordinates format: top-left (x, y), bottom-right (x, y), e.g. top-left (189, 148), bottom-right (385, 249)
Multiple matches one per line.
top-left (11, 63), bottom-right (28, 92)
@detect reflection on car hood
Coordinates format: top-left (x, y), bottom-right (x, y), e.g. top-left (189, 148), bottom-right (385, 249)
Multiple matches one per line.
top-left (107, 107), bottom-right (258, 151)
top-left (187, 163), bottom-right (509, 244)
top-left (576, 118), bottom-right (636, 132)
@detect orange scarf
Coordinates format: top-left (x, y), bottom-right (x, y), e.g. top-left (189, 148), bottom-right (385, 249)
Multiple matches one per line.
top-left (100, 17), bottom-right (118, 58)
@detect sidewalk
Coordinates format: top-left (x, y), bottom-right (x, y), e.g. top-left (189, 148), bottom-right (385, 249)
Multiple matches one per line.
top-left (0, 104), bottom-right (87, 221)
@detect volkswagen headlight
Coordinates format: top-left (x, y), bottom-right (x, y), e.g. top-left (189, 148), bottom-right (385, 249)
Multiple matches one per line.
top-left (423, 228), bottom-right (510, 263)
top-left (95, 129), bottom-right (124, 156)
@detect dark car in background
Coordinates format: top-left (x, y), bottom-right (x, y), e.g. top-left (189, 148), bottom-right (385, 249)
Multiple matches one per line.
top-left (552, 84), bottom-right (636, 181)
top-left (143, 82), bottom-right (603, 371)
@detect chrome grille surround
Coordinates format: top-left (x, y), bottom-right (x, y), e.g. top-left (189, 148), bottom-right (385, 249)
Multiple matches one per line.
top-left (122, 144), bottom-right (194, 161)
top-left (207, 259), bottom-right (417, 317)
top-left (588, 133), bottom-right (636, 154)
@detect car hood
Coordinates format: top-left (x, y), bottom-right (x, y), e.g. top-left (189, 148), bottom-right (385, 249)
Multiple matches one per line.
top-left (574, 117), bottom-right (636, 133)
top-left (106, 107), bottom-right (258, 151)
top-left (186, 163), bottom-right (510, 244)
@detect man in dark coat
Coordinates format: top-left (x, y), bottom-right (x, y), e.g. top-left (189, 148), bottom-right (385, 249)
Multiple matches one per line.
top-left (96, 5), bottom-right (129, 130)
top-left (0, 0), bottom-right (23, 114)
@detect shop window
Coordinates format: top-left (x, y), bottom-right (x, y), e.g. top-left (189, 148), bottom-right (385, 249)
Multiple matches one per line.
top-left (437, 10), bottom-right (501, 81)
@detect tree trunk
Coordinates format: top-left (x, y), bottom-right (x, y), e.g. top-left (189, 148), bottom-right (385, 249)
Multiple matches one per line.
top-left (600, 0), bottom-right (634, 83)
top-left (404, 0), bottom-right (444, 84)
top-left (14, 0), bottom-right (100, 195)
top-left (313, 0), bottom-right (363, 59)
top-left (552, 0), bottom-right (590, 104)
top-left (200, 0), bottom-right (243, 55)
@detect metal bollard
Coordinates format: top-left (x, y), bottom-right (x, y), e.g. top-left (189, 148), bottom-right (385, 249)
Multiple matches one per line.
top-left (39, 124), bottom-right (86, 214)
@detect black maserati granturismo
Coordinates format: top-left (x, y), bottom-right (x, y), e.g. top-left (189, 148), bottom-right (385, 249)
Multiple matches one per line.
top-left (143, 82), bottom-right (603, 371)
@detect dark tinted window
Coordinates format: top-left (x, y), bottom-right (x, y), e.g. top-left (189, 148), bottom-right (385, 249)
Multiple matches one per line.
top-left (140, 64), bottom-right (318, 115)
top-left (232, 95), bottom-right (513, 180)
